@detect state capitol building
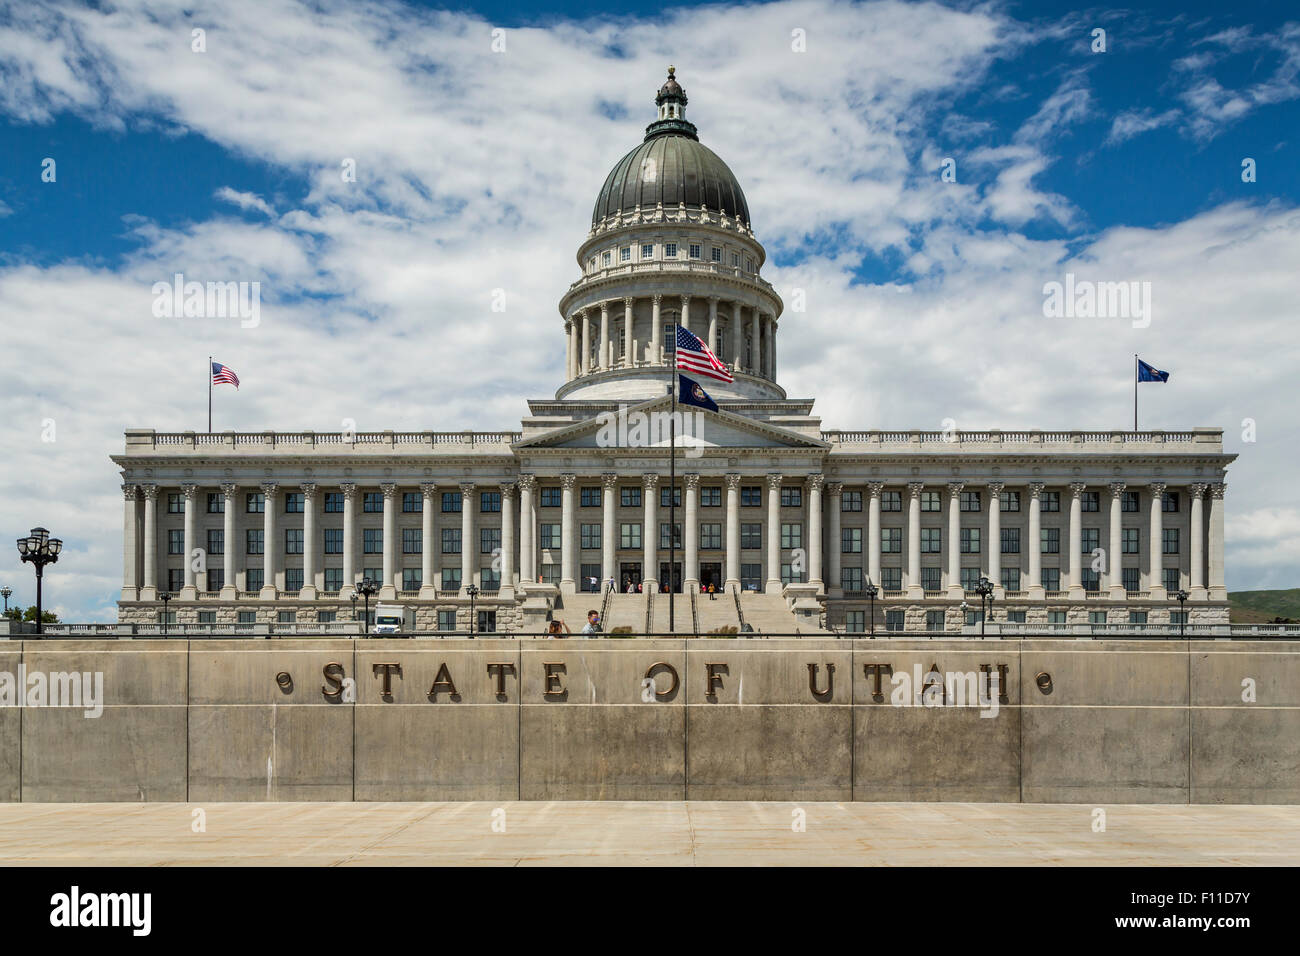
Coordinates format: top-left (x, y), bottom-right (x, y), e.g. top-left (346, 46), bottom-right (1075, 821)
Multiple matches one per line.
top-left (112, 69), bottom-right (1235, 634)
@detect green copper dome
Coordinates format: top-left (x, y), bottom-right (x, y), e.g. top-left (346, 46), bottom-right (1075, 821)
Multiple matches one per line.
top-left (591, 69), bottom-right (751, 227)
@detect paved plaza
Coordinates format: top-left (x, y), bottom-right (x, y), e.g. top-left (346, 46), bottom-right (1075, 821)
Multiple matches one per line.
top-left (0, 801), bottom-right (1295, 866)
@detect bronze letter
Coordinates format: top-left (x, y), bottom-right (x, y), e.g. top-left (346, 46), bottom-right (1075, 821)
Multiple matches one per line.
top-left (372, 662), bottom-right (401, 698)
top-left (997, 663), bottom-right (1011, 704)
top-left (863, 663), bottom-right (893, 702)
top-left (487, 662), bottom-right (516, 699)
top-left (705, 662), bottom-right (728, 701)
top-left (807, 662), bottom-right (834, 702)
top-left (543, 662), bottom-right (567, 698)
top-left (321, 662), bottom-right (345, 700)
top-left (645, 661), bottom-right (679, 700)
top-left (427, 662), bottom-right (458, 699)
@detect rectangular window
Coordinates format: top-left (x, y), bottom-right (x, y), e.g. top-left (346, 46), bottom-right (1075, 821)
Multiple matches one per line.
top-left (325, 493), bottom-right (344, 513)
top-left (621, 487), bottom-right (641, 508)
top-left (540, 488), bottom-right (562, 508)
top-left (660, 486), bottom-right (682, 508)
top-left (841, 567), bottom-right (863, 592)
top-left (660, 523), bottom-right (683, 549)
top-left (741, 486), bottom-right (762, 507)
top-left (284, 529), bottom-right (303, 555)
top-left (198, 610), bottom-right (216, 624)
top-left (580, 486), bottom-right (601, 508)
top-left (166, 529), bottom-right (184, 555)
top-left (246, 493), bottom-right (264, 513)
top-left (710, 247), bottom-right (721, 262)
top-left (641, 243), bottom-right (654, 260)
top-left (1081, 491), bottom-right (1100, 512)
top-left (881, 528), bottom-right (902, 553)
top-left (442, 492), bottom-right (462, 513)
top-left (1122, 567), bottom-right (1140, 592)
top-left (480, 491), bottom-right (501, 513)
top-left (324, 529), bottom-right (343, 554)
top-left (1001, 527), bottom-right (1020, 554)
top-left (402, 568), bottom-right (422, 590)
top-left (207, 493), bottom-right (224, 514)
top-left (960, 528), bottom-right (981, 554)
top-left (481, 528), bottom-right (501, 555)
top-left (1038, 491), bottom-right (1059, 512)
top-left (885, 610), bottom-right (905, 632)
top-left (1163, 491), bottom-right (1179, 513)
top-left (960, 568), bottom-right (982, 591)
top-left (580, 563), bottom-right (601, 591)
top-left (284, 493), bottom-right (303, 513)
top-left (1129, 611), bottom-right (1148, 625)
top-left (277, 610), bottom-right (296, 623)
top-left (1162, 528), bottom-right (1179, 554)
top-left (1081, 528), bottom-right (1100, 553)
top-left (1041, 527), bottom-right (1060, 554)
top-left (620, 246), bottom-right (630, 262)
top-left (780, 487), bottom-right (802, 508)
top-left (442, 529), bottom-right (461, 554)
top-left (245, 568), bottom-right (264, 591)
top-left (621, 523), bottom-right (641, 549)
top-left (1122, 491), bottom-right (1141, 513)
top-left (842, 527), bottom-right (862, 554)
top-left (701, 523), bottom-right (722, 550)
top-left (688, 243), bottom-right (701, 259)
top-left (1083, 568), bottom-right (1101, 592)
top-left (1041, 568), bottom-right (1061, 591)
top-left (602, 250), bottom-right (611, 266)
top-left (740, 523), bottom-right (761, 549)
top-left (880, 491), bottom-right (902, 512)
top-left (844, 610), bottom-right (865, 633)
top-left (881, 568), bottom-right (902, 590)
top-left (403, 492), bottom-right (422, 513)
top-left (539, 523), bottom-right (561, 549)
top-left (1170, 611), bottom-right (1187, 625)
top-left (781, 563), bottom-right (801, 585)
top-left (842, 491), bottom-right (862, 512)
top-left (478, 610), bottom-right (497, 634)
top-left (1048, 610), bottom-right (1067, 624)
top-left (363, 528), bottom-right (382, 554)
top-left (1000, 491), bottom-right (1021, 512)
top-left (925, 610), bottom-right (945, 632)
top-left (960, 491), bottom-right (981, 512)
top-left (780, 523), bottom-right (802, 550)
top-left (1122, 528), bottom-right (1140, 554)
top-left (246, 529), bottom-right (264, 555)
top-left (438, 610), bottom-right (457, 631)
top-left (1089, 610), bottom-right (1107, 624)
top-left (208, 569), bottom-right (224, 592)
top-left (920, 528), bottom-right (941, 553)
top-left (921, 567), bottom-right (941, 591)
top-left (700, 487), bottom-right (721, 507)
top-left (164, 568), bottom-right (183, 592)
top-left (731, 252), bottom-right (740, 267)
top-left (1163, 567), bottom-right (1181, 592)
top-left (284, 568), bottom-right (303, 592)
top-left (238, 611), bottom-right (257, 625)
top-left (1001, 567), bottom-right (1021, 592)
top-left (740, 563), bottom-right (762, 591)
top-left (402, 528), bottom-right (422, 554)
top-left (920, 491), bottom-right (941, 512)
top-left (363, 492), bottom-right (382, 513)
top-left (323, 568), bottom-right (343, 591)
top-left (1005, 610), bottom-right (1026, 623)
top-left (167, 493), bottom-right (183, 514)
top-left (580, 523), bottom-right (601, 550)
top-left (441, 569), bottom-right (462, 591)
top-left (665, 242), bottom-right (678, 258)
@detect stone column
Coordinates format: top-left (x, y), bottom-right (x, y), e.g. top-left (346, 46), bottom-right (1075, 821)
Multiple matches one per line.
top-left (986, 481), bottom-right (1004, 597)
top-left (301, 482), bottom-right (317, 598)
top-left (581, 311), bottom-right (591, 375)
top-left (380, 482), bottom-right (397, 598)
top-left (419, 483), bottom-right (437, 597)
top-left (340, 482), bottom-right (357, 596)
top-left (643, 474), bottom-right (660, 591)
top-left (221, 483), bottom-right (237, 598)
top-left (499, 482), bottom-right (516, 599)
top-left (180, 483), bottom-right (198, 598)
top-left (261, 481), bottom-right (278, 598)
top-left (141, 484), bottom-right (158, 599)
top-left (683, 473), bottom-right (701, 591)
top-left (731, 303), bottom-right (743, 371)
top-left (602, 473), bottom-right (618, 585)
top-left (826, 482), bottom-right (843, 597)
top-left (807, 475), bottom-right (825, 592)
top-left (518, 475), bottom-right (536, 584)
top-left (1108, 482), bottom-right (1126, 598)
top-left (564, 319), bottom-right (573, 380)
top-left (560, 474), bottom-right (576, 593)
top-left (460, 481), bottom-right (476, 595)
top-left (1028, 482), bottom-right (1044, 599)
top-left (121, 484), bottom-right (139, 601)
top-left (1148, 481), bottom-right (1167, 599)
top-left (868, 482), bottom-right (884, 588)
top-left (680, 294), bottom-right (691, 332)
top-left (750, 308), bottom-right (761, 374)
top-left (946, 482), bottom-right (964, 598)
top-left (1208, 483), bottom-right (1226, 600)
top-left (708, 297), bottom-right (719, 355)
top-left (1189, 483), bottom-right (1207, 599)
top-left (623, 297), bottom-right (635, 367)
top-left (1068, 482), bottom-right (1086, 597)
top-left (651, 295), bottom-right (662, 364)
top-left (599, 302), bottom-right (610, 370)
top-left (724, 473), bottom-right (741, 592)
top-left (765, 474), bottom-right (782, 593)
top-left (769, 318), bottom-right (778, 380)
top-left (906, 482), bottom-right (923, 597)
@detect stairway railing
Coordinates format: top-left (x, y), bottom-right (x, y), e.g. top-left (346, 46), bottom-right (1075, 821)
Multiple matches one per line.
top-left (644, 586), bottom-right (655, 634)
top-left (600, 584), bottom-right (613, 633)
top-left (733, 585), bottom-right (748, 634)
top-left (689, 588), bottom-right (699, 637)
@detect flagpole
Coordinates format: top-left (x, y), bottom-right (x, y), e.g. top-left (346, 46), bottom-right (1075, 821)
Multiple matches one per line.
top-left (668, 349), bottom-right (677, 635)
top-left (1133, 353), bottom-right (1138, 431)
top-left (208, 354), bottom-right (213, 433)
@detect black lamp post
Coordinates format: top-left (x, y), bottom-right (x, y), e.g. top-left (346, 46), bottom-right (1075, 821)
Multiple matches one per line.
top-left (0, 586), bottom-right (10, 614)
top-left (356, 578), bottom-right (378, 636)
top-left (16, 527), bottom-right (61, 635)
top-left (1175, 588), bottom-right (1189, 637)
top-left (974, 576), bottom-right (995, 639)
top-left (864, 579), bottom-right (878, 639)
top-left (466, 583), bottom-right (480, 637)
top-left (159, 591), bottom-right (171, 637)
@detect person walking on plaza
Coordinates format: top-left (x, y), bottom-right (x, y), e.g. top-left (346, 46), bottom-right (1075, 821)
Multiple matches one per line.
top-left (708, 582), bottom-right (716, 600)
top-left (581, 609), bottom-right (602, 637)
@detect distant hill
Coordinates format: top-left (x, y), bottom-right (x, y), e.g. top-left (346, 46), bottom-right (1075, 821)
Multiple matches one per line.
top-left (1229, 589), bottom-right (1300, 624)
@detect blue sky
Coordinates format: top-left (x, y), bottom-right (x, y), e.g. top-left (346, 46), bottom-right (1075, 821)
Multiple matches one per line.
top-left (0, 0), bottom-right (1298, 618)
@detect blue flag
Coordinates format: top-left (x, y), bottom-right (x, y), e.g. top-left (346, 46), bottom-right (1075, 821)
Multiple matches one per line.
top-left (677, 374), bottom-right (718, 411)
top-left (1137, 359), bottom-right (1169, 383)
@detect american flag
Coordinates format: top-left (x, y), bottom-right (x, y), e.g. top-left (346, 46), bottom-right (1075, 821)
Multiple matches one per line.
top-left (212, 362), bottom-right (240, 388)
top-left (674, 326), bottom-right (733, 383)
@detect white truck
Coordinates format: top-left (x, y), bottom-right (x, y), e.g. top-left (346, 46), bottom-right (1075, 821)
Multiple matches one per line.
top-left (371, 604), bottom-right (416, 636)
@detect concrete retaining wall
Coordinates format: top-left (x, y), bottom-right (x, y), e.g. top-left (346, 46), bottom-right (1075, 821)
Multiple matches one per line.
top-left (1, 638), bottom-right (1296, 803)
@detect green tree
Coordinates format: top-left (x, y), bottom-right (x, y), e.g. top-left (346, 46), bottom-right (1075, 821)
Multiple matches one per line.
top-left (15, 605), bottom-right (57, 624)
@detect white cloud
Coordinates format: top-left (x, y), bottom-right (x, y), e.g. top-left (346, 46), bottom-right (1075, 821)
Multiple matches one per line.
top-left (213, 187), bottom-right (274, 216)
